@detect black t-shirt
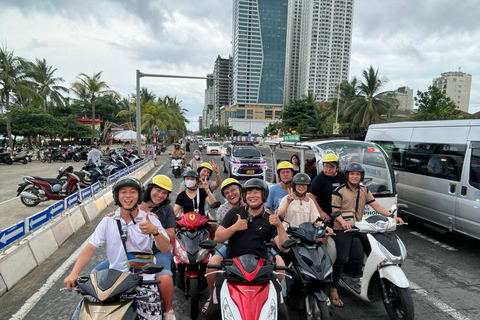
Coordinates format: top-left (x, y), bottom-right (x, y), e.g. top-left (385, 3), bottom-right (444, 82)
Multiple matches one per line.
top-left (175, 189), bottom-right (208, 215)
top-left (220, 206), bottom-right (278, 259)
top-left (310, 171), bottom-right (346, 215)
top-left (150, 204), bottom-right (176, 254)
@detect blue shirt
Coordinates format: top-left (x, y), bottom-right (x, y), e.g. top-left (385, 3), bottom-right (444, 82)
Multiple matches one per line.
top-left (265, 184), bottom-right (288, 212)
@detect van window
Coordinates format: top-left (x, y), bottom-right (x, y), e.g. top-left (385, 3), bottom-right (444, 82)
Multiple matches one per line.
top-left (469, 147), bottom-right (480, 189)
top-left (405, 143), bottom-right (466, 181)
top-left (371, 141), bottom-right (408, 170)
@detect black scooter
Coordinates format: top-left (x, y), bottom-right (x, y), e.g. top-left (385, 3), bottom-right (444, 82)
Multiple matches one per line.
top-left (282, 219), bottom-right (333, 320)
top-left (0, 150), bottom-right (13, 165)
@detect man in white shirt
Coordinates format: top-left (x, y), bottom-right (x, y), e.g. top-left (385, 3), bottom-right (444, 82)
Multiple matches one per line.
top-left (64, 176), bottom-right (170, 291)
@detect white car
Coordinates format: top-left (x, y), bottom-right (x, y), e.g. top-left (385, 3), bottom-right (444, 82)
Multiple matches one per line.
top-left (205, 141), bottom-right (222, 155)
top-left (220, 141), bottom-right (232, 161)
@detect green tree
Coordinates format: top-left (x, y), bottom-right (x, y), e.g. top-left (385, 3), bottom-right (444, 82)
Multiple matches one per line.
top-left (71, 71), bottom-right (119, 145)
top-left (411, 85), bottom-right (460, 120)
top-left (0, 45), bottom-right (40, 150)
top-left (282, 92), bottom-right (317, 133)
top-left (341, 66), bottom-right (398, 131)
top-left (25, 58), bottom-right (69, 114)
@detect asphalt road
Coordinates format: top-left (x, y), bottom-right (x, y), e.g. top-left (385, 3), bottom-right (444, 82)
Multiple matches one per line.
top-left (0, 143), bottom-right (479, 319)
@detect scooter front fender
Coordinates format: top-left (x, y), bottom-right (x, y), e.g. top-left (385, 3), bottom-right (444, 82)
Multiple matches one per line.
top-left (313, 290), bottom-right (329, 302)
top-left (379, 265), bottom-right (409, 288)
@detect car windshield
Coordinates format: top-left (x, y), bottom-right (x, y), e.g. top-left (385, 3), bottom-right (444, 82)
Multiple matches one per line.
top-left (233, 146), bottom-right (261, 158)
top-left (208, 142), bottom-right (220, 147)
top-left (223, 142), bottom-right (232, 147)
top-left (315, 141), bottom-right (394, 197)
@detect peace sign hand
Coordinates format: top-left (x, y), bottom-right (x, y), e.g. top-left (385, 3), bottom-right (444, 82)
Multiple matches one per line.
top-left (287, 188), bottom-right (294, 204)
top-left (209, 159), bottom-right (219, 175)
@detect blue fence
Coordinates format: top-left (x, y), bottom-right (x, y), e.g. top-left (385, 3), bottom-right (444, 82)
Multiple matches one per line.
top-left (0, 159), bottom-right (149, 250)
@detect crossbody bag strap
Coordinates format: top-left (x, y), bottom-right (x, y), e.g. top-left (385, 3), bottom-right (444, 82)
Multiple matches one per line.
top-left (354, 187), bottom-right (361, 219)
top-left (116, 219), bottom-right (128, 254)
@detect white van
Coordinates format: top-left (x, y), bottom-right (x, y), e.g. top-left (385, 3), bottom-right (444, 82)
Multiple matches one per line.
top-left (365, 120), bottom-right (480, 240)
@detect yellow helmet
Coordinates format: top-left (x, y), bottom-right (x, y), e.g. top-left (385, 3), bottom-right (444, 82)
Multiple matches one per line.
top-left (277, 161), bottom-right (294, 174)
top-left (221, 178), bottom-right (242, 197)
top-left (151, 175), bottom-right (173, 192)
top-left (323, 153), bottom-right (339, 166)
top-left (197, 162), bottom-right (213, 174)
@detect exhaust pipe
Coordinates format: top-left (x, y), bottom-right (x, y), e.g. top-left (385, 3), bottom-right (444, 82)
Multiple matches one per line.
top-left (20, 191), bottom-right (40, 200)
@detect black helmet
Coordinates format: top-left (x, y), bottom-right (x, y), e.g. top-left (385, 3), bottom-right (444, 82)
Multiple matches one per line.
top-left (345, 162), bottom-right (365, 181)
top-left (174, 143), bottom-right (180, 149)
top-left (183, 169), bottom-right (199, 180)
top-left (292, 173), bottom-right (311, 193)
top-left (112, 176), bottom-right (143, 206)
top-left (243, 178), bottom-right (269, 202)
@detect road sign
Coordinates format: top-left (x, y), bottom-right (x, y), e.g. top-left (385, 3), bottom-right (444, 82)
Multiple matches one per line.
top-left (49, 200), bottom-right (65, 218)
top-left (81, 186), bottom-right (92, 200)
top-left (92, 182), bottom-right (100, 193)
top-left (66, 193), bottom-right (79, 208)
top-left (284, 134), bottom-right (300, 142)
top-left (28, 209), bottom-right (50, 231)
top-left (0, 222), bottom-right (26, 249)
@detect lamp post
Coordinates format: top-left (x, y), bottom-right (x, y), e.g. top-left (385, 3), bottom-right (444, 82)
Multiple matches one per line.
top-left (324, 56), bottom-right (342, 134)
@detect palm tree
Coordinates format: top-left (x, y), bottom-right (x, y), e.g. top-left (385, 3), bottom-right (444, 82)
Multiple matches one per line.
top-left (25, 58), bottom-right (69, 114)
top-left (341, 67), bottom-right (397, 130)
top-left (0, 45), bottom-right (40, 150)
top-left (141, 100), bottom-right (170, 139)
top-left (71, 71), bottom-right (119, 145)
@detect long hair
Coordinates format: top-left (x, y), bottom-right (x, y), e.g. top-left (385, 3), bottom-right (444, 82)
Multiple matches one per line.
top-left (143, 184), bottom-right (171, 206)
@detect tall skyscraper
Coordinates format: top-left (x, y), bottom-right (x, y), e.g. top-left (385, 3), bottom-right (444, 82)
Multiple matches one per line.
top-left (286, 0), bottom-right (354, 103)
top-left (213, 55), bottom-right (232, 124)
top-left (433, 70), bottom-right (472, 113)
top-left (203, 74), bottom-right (214, 128)
top-left (231, 0), bottom-right (288, 106)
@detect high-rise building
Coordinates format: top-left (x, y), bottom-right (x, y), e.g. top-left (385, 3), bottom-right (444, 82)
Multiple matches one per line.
top-left (213, 55), bottom-right (232, 124)
top-left (433, 71), bottom-right (472, 113)
top-left (231, 0), bottom-right (288, 107)
top-left (203, 74), bottom-right (215, 128)
top-left (394, 86), bottom-right (414, 111)
top-left (198, 116), bottom-right (203, 131)
top-left (286, 0), bottom-right (354, 103)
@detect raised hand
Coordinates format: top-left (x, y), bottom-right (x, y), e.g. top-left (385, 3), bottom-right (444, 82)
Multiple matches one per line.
top-left (269, 210), bottom-right (282, 227)
top-left (209, 159), bottom-right (220, 175)
top-left (139, 215), bottom-right (156, 235)
top-left (200, 178), bottom-right (209, 190)
top-left (286, 188), bottom-right (294, 204)
top-left (234, 214), bottom-right (248, 231)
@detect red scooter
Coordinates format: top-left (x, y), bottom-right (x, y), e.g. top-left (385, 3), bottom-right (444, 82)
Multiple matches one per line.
top-left (173, 204), bottom-right (220, 320)
top-left (17, 165), bottom-right (87, 207)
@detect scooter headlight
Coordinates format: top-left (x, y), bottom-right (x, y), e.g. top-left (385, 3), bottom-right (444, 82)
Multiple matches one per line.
top-left (378, 240), bottom-right (406, 266)
top-left (222, 298), bottom-right (235, 320)
top-left (265, 299), bottom-right (277, 320)
top-left (175, 240), bottom-right (189, 264)
top-left (373, 220), bottom-right (389, 233)
top-left (195, 248), bottom-right (210, 263)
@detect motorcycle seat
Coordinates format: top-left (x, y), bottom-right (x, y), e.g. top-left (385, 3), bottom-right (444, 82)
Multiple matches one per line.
top-left (32, 177), bottom-right (63, 185)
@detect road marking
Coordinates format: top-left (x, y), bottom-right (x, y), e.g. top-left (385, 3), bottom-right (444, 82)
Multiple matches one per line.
top-left (410, 281), bottom-right (470, 320)
top-left (0, 197), bottom-right (18, 206)
top-left (410, 231), bottom-right (458, 251)
top-left (9, 235), bottom-right (92, 320)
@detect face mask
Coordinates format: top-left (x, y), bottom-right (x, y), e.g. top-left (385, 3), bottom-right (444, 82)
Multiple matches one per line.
top-left (195, 155), bottom-right (200, 160)
top-left (185, 180), bottom-right (197, 188)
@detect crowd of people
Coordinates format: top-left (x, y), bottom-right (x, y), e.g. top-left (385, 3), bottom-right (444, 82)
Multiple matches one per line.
top-left (64, 139), bottom-right (403, 319)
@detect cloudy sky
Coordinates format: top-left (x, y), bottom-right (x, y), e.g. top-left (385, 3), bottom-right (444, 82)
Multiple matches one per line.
top-left (1, 0), bottom-right (478, 131)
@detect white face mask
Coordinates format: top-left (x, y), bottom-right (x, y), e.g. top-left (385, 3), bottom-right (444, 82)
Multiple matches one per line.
top-left (194, 155), bottom-right (200, 160)
top-left (185, 180), bottom-right (197, 188)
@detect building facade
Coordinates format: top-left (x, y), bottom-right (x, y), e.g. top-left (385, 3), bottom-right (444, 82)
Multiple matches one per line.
top-left (220, 103), bottom-right (283, 127)
top-left (287, 0), bottom-right (354, 104)
top-left (213, 56), bottom-right (232, 125)
top-left (433, 71), bottom-right (472, 113)
top-left (394, 86), bottom-right (414, 111)
top-left (231, 0), bottom-right (288, 106)
top-left (203, 74), bottom-right (215, 129)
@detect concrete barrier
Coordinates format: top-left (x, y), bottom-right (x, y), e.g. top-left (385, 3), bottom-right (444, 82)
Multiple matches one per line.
top-left (0, 275), bottom-right (6, 296)
top-left (68, 208), bottom-right (86, 233)
top-left (103, 190), bottom-right (114, 205)
top-left (27, 227), bottom-right (59, 265)
top-left (80, 199), bottom-right (100, 222)
top-left (50, 216), bottom-right (74, 247)
top-left (0, 241), bottom-right (37, 289)
top-left (93, 196), bottom-right (107, 212)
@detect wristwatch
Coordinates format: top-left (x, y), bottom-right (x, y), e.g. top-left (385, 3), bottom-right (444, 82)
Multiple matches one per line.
top-left (153, 228), bottom-right (161, 237)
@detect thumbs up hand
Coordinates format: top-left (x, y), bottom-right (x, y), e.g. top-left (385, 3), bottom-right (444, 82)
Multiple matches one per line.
top-left (269, 209), bottom-right (282, 227)
top-left (139, 214), bottom-right (156, 235)
top-left (234, 214), bottom-right (248, 232)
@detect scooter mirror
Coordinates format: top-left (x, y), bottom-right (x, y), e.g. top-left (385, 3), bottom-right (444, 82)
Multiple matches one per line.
top-left (331, 211), bottom-right (342, 219)
top-left (210, 201), bottom-right (222, 209)
top-left (200, 240), bottom-right (217, 250)
top-left (281, 239), bottom-right (297, 249)
top-left (142, 264), bottom-right (164, 275)
top-left (397, 203), bottom-right (408, 211)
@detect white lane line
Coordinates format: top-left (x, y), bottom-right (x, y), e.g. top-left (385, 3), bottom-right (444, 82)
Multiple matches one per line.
top-left (410, 231), bottom-right (458, 251)
top-left (9, 235), bottom-right (92, 320)
top-left (410, 281), bottom-right (470, 320)
top-left (0, 197), bottom-right (18, 206)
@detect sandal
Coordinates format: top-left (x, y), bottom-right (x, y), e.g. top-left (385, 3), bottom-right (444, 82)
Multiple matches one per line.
top-left (330, 295), bottom-right (344, 308)
top-left (202, 298), bottom-right (211, 316)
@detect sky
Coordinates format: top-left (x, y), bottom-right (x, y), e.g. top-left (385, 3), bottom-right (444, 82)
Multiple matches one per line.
top-left (1, 0), bottom-right (478, 131)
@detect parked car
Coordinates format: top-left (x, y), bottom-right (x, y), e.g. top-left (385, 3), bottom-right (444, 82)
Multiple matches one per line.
top-left (223, 141), bottom-right (267, 179)
top-left (205, 141), bottom-right (222, 155)
top-left (220, 141), bottom-right (232, 161)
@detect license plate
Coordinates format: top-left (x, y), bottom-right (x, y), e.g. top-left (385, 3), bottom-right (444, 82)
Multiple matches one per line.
top-left (247, 170), bottom-right (255, 174)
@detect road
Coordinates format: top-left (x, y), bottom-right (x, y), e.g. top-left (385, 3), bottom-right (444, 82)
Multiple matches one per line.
top-left (0, 143), bottom-right (479, 319)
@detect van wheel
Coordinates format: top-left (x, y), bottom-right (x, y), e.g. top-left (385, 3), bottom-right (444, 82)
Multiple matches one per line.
top-left (223, 162), bottom-right (228, 173)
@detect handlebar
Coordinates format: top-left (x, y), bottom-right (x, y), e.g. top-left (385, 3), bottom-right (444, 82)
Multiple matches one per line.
top-left (206, 264), bottom-right (222, 269)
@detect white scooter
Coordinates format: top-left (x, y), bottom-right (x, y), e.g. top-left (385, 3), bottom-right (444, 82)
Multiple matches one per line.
top-left (327, 206), bottom-right (415, 320)
top-left (170, 154), bottom-right (183, 178)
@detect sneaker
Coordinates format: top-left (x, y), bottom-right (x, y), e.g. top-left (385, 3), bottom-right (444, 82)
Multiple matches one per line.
top-left (164, 309), bottom-right (176, 320)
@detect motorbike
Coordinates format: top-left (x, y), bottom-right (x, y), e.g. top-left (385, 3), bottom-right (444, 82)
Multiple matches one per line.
top-left (17, 165), bottom-right (87, 207)
top-left (170, 155), bottom-right (183, 178)
top-left (326, 207), bottom-right (414, 320)
top-left (69, 264), bottom-right (164, 320)
top-left (56, 163), bottom-right (107, 187)
top-left (201, 239), bottom-right (291, 320)
top-left (281, 219), bottom-right (333, 320)
top-left (48, 147), bottom-right (66, 162)
top-left (8, 147), bottom-right (29, 164)
top-left (173, 204), bottom-right (220, 320)
top-left (73, 146), bottom-right (88, 162)
top-left (107, 154), bottom-right (128, 176)
top-left (0, 150), bottom-right (13, 165)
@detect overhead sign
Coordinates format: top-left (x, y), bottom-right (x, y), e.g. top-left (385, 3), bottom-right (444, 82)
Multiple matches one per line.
top-left (28, 210), bottom-right (50, 231)
top-left (0, 222), bottom-right (26, 249)
top-left (284, 134), bottom-right (300, 142)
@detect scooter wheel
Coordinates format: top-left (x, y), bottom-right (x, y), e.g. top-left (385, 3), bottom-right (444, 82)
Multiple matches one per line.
top-left (61, 156), bottom-right (66, 163)
top-left (73, 155), bottom-right (80, 162)
top-left (383, 280), bottom-right (415, 320)
top-left (306, 295), bottom-right (330, 320)
top-left (6, 157), bottom-right (13, 165)
top-left (22, 158), bottom-right (28, 164)
top-left (188, 277), bottom-right (200, 320)
top-left (20, 187), bottom-right (41, 207)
